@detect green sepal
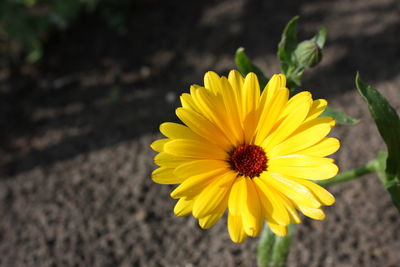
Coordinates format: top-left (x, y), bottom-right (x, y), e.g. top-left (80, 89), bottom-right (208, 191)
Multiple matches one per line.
top-left (294, 40), bottom-right (322, 68)
top-left (257, 224), bottom-right (295, 267)
top-left (285, 66), bottom-right (304, 89)
top-left (311, 26), bottom-right (328, 48)
top-left (235, 47), bottom-right (269, 89)
top-left (356, 73), bottom-right (400, 212)
top-left (321, 106), bottom-right (359, 125)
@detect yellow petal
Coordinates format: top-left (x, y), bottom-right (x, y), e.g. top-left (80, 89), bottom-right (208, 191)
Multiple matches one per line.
top-left (163, 139), bottom-right (227, 160)
top-left (154, 152), bottom-right (189, 168)
top-left (191, 86), bottom-right (238, 145)
top-left (295, 137), bottom-right (340, 157)
top-left (227, 70), bottom-right (244, 96)
top-left (267, 221), bottom-right (288, 236)
top-left (305, 99), bottom-right (327, 122)
top-left (152, 167), bottom-right (186, 184)
top-left (253, 177), bottom-right (290, 225)
top-left (220, 76), bottom-right (244, 144)
top-left (268, 155), bottom-right (334, 167)
top-left (253, 182), bottom-right (277, 224)
top-left (190, 87), bottom-right (217, 121)
top-left (295, 117), bottom-right (335, 135)
top-left (150, 138), bottom-right (169, 152)
top-left (180, 92), bottom-right (199, 113)
top-left (176, 108), bottom-right (232, 150)
top-left (242, 72), bottom-right (260, 115)
top-left (262, 179), bottom-right (303, 224)
top-left (170, 169), bottom-right (227, 198)
top-left (255, 88), bottom-right (289, 144)
top-left (259, 74), bottom-right (286, 110)
top-left (266, 172), bottom-right (321, 208)
top-left (262, 94), bottom-right (312, 151)
top-left (228, 212), bottom-right (247, 243)
top-left (174, 197), bottom-right (195, 216)
top-left (199, 212), bottom-right (224, 229)
top-left (228, 176), bottom-right (246, 215)
top-left (204, 71), bottom-right (222, 94)
top-left (292, 178), bottom-right (335, 206)
top-left (268, 123), bottom-right (332, 157)
top-left (297, 206), bottom-right (326, 220)
top-left (198, 193), bottom-right (228, 229)
top-left (261, 174), bottom-right (302, 225)
top-left (174, 159), bottom-right (229, 179)
top-left (268, 162), bottom-right (339, 180)
top-left (279, 91), bottom-right (312, 119)
top-left (241, 178), bottom-right (264, 237)
top-left (243, 109), bottom-right (259, 144)
top-left (228, 70), bottom-right (245, 122)
top-left (160, 122), bottom-right (202, 141)
top-left (192, 171), bottom-right (235, 218)
top-left (276, 194), bottom-right (301, 224)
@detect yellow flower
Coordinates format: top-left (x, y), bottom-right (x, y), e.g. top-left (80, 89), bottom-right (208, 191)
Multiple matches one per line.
top-left (151, 70), bottom-right (339, 243)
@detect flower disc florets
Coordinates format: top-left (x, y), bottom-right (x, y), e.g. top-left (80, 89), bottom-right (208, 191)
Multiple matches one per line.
top-left (230, 145), bottom-right (267, 178)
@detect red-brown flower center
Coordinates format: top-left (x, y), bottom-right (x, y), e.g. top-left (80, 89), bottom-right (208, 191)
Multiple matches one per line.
top-left (229, 144), bottom-right (267, 178)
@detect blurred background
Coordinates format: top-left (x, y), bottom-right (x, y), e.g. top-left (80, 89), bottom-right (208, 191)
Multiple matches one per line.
top-left (0, 0), bottom-right (400, 266)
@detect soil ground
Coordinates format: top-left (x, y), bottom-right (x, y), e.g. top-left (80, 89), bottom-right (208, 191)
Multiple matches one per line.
top-left (1, 0), bottom-right (400, 266)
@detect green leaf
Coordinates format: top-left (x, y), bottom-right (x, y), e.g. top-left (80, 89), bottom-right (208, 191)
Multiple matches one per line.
top-left (374, 152), bottom-right (400, 213)
top-left (385, 180), bottom-right (400, 213)
top-left (26, 41), bottom-right (43, 63)
top-left (375, 151), bottom-right (388, 181)
top-left (311, 26), bottom-right (328, 48)
top-left (257, 224), bottom-right (295, 267)
top-left (321, 106), bottom-right (359, 125)
top-left (356, 73), bottom-right (400, 212)
top-left (235, 47), bottom-right (269, 89)
top-left (277, 16), bottom-right (299, 74)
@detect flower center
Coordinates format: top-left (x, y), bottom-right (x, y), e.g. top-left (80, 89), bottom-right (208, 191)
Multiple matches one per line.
top-left (229, 144), bottom-right (267, 178)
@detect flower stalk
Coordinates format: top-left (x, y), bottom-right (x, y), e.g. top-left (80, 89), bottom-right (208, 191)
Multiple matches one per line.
top-left (257, 224), bottom-right (295, 267)
top-left (316, 158), bottom-right (379, 187)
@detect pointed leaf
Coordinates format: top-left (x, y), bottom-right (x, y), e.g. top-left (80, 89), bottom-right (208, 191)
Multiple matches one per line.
top-left (356, 73), bottom-right (400, 212)
top-left (321, 106), bottom-right (359, 125)
top-left (277, 16), bottom-right (299, 74)
top-left (235, 47), bottom-right (269, 88)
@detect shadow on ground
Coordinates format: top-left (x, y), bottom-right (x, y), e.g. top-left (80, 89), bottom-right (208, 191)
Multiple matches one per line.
top-left (2, 0), bottom-right (399, 176)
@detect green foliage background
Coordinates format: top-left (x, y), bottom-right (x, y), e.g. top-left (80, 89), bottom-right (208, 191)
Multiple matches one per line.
top-left (0, 0), bottom-right (134, 62)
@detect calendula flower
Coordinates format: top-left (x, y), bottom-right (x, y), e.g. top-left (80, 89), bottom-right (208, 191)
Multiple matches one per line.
top-left (151, 70), bottom-right (339, 243)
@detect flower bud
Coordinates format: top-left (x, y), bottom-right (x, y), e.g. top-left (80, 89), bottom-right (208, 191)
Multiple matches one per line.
top-left (294, 40), bottom-right (322, 68)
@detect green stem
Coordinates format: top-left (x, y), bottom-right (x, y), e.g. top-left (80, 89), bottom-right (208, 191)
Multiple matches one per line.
top-left (257, 224), bottom-right (295, 267)
top-left (317, 158), bottom-right (379, 187)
